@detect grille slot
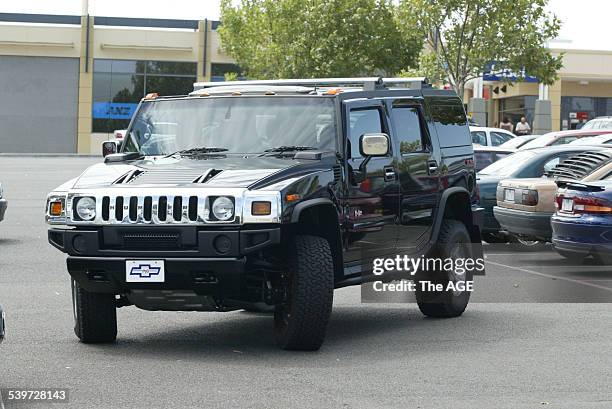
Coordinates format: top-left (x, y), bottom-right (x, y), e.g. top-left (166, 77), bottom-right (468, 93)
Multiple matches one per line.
top-left (98, 195), bottom-right (202, 224)
top-left (122, 231), bottom-right (181, 250)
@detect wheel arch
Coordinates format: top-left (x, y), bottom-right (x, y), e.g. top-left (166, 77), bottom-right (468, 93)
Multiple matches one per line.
top-left (288, 199), bottom-right (344, 282)
top-left (430, 187), bottom-right (480, 244)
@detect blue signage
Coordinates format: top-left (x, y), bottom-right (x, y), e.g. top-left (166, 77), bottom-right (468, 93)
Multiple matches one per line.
top-left (483, 61), bottom-right (539, 83)
top-left (92, 102), bottom-right (138, 119)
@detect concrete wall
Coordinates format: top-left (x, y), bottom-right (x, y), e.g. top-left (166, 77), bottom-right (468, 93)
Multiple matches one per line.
top-left (0, 56), bottom-right (79, 153)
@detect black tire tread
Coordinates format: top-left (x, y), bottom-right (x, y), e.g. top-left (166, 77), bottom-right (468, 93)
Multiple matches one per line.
top-left (274, 235), bottom-right (334, 351)
top-left (416, 220), bottom-right (472, 318)
top-left (73, 280), bottom-right (117, 343)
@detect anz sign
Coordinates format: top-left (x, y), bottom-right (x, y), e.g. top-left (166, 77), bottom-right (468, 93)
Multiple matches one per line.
top-left (483, 62), bottom-right (539, 83)
top-left (92, 102), bottom-right (138, 120)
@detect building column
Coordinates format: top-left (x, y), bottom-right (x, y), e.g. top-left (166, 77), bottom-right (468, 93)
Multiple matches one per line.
top-left (76, 14), bottom-right (94, 154)
top-left (468, 77), bottom-right (487, 126)
top-left (533, 83), bottom-right (553, 134)
top-left (549, 80), bottom-right (562, 131)
top-left (196, 20), bottom-right (211, 83)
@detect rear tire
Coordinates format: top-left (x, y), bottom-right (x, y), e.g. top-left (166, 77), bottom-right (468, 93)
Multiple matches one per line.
top-left (72, 279), bottom-right (117, 343)
top-left (416, 220), bottom-right (473, 318)
top-left (274, 235), bottom-right (334, 351)
top-left (482, 232), bottom-right (508, 244)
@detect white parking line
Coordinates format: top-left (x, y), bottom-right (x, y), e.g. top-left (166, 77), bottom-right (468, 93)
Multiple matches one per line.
top-left (0, 391), bottom-right (5, 409)
top-left (486, 260), bottom-right (612, 293)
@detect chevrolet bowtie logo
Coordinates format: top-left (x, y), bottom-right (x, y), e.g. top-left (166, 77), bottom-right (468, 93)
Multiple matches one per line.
top-left (129, 264), bottom-right (161, 278)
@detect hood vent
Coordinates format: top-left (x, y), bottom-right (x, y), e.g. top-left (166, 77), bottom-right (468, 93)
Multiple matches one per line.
top-left (113, 168), bottom-right (222, 185)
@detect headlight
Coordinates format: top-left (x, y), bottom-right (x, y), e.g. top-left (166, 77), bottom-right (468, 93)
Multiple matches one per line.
top-left (76, 197), bottom-right (96, 221)
top-left (212, 197), bottom-right (234, 221)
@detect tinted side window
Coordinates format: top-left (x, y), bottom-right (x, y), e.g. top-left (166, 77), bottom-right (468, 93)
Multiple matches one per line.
top-left (474, 152), bottom-right (494, 171)
top-left (390, 105), bottom-right (425, 154)
top-left (551, 136), bottom-right (577, 145)
top-left (430, 103), bottom-right (470, 147)
top-left (349, 108), bottom-right (382, 159)
top-left (471, 131), bottom-right (487, 145)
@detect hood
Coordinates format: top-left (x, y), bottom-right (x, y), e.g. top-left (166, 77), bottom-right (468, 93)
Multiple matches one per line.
top-left (69, 155), bottom-right (333, 190)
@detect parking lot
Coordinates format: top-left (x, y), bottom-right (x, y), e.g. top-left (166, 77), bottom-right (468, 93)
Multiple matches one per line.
top-left (1, 156), bottom-right (612, 408)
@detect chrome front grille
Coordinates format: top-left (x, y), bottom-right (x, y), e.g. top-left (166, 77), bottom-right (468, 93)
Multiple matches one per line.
top-left (66, 188), bottom-right (246, 225)
top-left (101, 195), bottom-right (202, 223)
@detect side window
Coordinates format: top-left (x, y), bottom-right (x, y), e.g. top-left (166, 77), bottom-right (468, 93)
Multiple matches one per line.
top-left (471, 131), bottom-right (487, 145)
top-left (493, 152), bottom-right (511, 162)
top-left (349, 108), bottom-right (383, 159)
top-left (390, 104), bottom-right (426, 154)
top-left (491, 132), bottom-right (513, 146)
top-left (430, 103), bottom-right (469, 148)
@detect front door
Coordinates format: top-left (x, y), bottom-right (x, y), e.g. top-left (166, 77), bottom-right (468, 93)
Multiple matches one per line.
top-left (343, 100), bottom-right (400, 269)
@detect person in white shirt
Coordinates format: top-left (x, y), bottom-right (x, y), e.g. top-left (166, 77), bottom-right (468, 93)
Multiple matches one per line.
top-left (515, 117), bottom-right (531, 135)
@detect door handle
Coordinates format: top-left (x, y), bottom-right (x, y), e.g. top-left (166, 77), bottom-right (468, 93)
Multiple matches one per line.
top-left (383, 166), bottom-right (396, 181)
top-left (427, 160), bottom-right (438, 174)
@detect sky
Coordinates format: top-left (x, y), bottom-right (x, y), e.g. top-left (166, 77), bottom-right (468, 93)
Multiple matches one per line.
top-left (2, 0), bottom-right (609, 51)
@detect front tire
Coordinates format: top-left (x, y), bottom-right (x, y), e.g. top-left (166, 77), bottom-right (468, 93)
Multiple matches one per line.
top-left (274, 235), bottom-right (334, 351)
top-left (416, 220), bottom-right (474, 318)
top-left (72, 279), bottom-right (117, 343)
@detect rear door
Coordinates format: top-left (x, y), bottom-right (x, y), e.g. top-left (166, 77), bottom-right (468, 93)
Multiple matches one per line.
top-left (343, 99), bottom-right (400, 265)
top-left (387, 99), bottom-right (440, 253)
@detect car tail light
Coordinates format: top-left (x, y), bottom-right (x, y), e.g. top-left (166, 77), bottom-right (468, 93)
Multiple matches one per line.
top-left (521, 189), bottom-right (538, 206)
top-left (556, 194), bottom-right (612, 214)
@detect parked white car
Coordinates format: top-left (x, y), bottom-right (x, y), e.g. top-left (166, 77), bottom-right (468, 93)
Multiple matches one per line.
top-left (470, 126), bottom-right (516, 147)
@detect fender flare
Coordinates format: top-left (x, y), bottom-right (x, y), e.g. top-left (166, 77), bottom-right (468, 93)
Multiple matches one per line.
top-left (289, 198), bottom-right (336, 223)
top-left (429, 187), bottom-right (473, 243)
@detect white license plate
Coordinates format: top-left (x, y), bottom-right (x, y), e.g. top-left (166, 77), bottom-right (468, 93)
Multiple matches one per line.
top-left (562, 198), bottom-right (574, 212)
top-left (126, 260), bottom-right (165, 283)
top-left (504, 189), bottom-right (515, 202)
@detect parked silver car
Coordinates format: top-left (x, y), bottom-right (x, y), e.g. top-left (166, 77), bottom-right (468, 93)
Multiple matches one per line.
top-left (0, 182), bottom-right (6, 222)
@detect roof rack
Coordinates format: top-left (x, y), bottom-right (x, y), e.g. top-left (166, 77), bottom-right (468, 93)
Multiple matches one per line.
top-left (192, 77), bottom-right (428, 92)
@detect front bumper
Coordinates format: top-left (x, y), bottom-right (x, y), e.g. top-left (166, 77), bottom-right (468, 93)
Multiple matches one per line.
top-left (49, 225), bottom-right (281, 297)
top-left (0, 198), bottom-right (7, 222)
top-left (493, 206), bottom-right (553, 240)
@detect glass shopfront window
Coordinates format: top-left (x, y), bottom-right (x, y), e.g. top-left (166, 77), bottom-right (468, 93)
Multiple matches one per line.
top-left (560, 96), bottom-right (612, 130)
top-left (498, 96), bottom-right (536, 129)
top-left (92, 59), bottom-right (196, 133)
top-left (211, 63), bottom-right (241, 82)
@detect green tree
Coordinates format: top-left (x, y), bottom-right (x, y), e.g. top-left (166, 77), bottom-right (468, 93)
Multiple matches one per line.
top-left (397, 0), bottom-right (563, 97)
top-left (219, 0), bottom-right (420, 79)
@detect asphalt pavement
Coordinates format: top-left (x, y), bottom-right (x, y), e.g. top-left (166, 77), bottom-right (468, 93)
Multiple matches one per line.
top-left (0, 157), bottom-right (611, 409)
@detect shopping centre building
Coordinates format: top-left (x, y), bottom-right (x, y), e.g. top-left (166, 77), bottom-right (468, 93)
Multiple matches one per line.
top-left (465, 48), bottom-right (612, 134)
top-left (0, 12), bottom-right (238, 154)
top-left (2, 11), bottom-right (612, 153)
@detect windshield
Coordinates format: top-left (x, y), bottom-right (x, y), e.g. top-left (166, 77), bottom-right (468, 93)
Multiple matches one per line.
top-left (519, 134), bottom-right (556, 150)
top-left (582, 119), bottom-right (612, 130)
top-left (123, 97), bottom-right (337, 155)
top-left (478, 149), bottom-right (539, 177)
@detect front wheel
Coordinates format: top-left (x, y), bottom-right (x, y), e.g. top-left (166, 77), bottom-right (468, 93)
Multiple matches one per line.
top-left (72, 280), bottom-right (117, 343)
top-left (416, 220), bottom-right (474, 318)
top-left (274, 235), bottom-right (334, 351)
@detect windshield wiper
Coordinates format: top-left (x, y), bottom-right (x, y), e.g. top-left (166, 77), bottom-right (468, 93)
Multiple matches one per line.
top-left (164, 147), bottom-right (229, 158)
top-left (260, 146), bottom-right (316, 156)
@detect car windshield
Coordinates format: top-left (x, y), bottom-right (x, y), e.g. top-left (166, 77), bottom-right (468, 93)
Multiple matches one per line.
top-left (582, 119), bottom-right (612, 130)
top-left (123, 97), bottom-right (337, 155)
top-left (500, 135), bottom-right (532, 149)
top-left (519, 134), bottom-right (556, 149)
top-left (478, 150), bottom-right (539, 177)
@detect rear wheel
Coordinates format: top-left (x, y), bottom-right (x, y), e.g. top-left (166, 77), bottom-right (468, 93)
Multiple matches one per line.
top-left (72, 279), bottom-right (117, 343)
top-left (416, 220), bottom-right (473, 318)
top-left (482, 232), bottom-right (509, 244)
top-left (274, 235), bottom-right (334, 351)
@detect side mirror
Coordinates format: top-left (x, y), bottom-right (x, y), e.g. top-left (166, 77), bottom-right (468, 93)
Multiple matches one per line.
top-left (102, 140), bottom-right (122, 157)
top-left (360, 133), bottom-right (390, 157)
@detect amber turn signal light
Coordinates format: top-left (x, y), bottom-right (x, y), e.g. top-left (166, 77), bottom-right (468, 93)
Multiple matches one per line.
top-left (251, 201), bottom-right (271, 216)
top-left (285, 194), bottom-right (301, 202)
top-left (49, 201), bottom-right (63, 216)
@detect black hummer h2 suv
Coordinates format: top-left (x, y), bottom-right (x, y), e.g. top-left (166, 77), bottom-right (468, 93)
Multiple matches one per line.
top-left (47, 77), bottom-right (483, 350)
